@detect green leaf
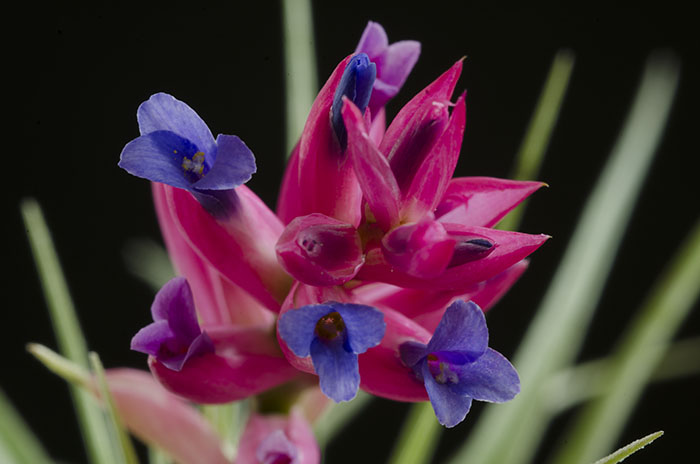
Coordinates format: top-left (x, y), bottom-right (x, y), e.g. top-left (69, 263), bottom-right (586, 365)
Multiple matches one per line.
top-left (21, 198), bottom-right (122, 464)
top-left (281, 0), bottom-right (318, 155)
top-left (313, 391), bottom-right (372, 449)
top-left (592, 431), bottom-right (664, 464)
top-left (0, 388), bottom-right (53, 464)
top-left (499, 49), bottom-right (575, 231)
top-left (122, 238), bottom-right (175, 292)
top-left (201, 401), bottom-right (250, 461)
top-left (451, 52), bottom-right (680, 464)
top-left (387, 402), bottom-right (441, 464)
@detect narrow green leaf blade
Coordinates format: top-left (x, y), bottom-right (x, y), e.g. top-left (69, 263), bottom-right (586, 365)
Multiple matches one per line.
top-left (313, 391), bottom-right (372, 448)
top-left (21, 198), bottom-right (120, 464)
top-left (592, 431), bottom-right (664, 464)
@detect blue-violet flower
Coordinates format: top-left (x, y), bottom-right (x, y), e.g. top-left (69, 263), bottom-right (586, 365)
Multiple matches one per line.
top-left (399, 300), bottom-right (520, 427)
top-left (119, 93), bottom-right (256, 218)
top-left (278, 302), bottom-right (385, 402)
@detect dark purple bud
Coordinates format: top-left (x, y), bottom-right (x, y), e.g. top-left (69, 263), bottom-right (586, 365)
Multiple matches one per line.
top-left (448, 237), bottom-right (495, 268)
top-left (331, 53), bottom-right (376, 150)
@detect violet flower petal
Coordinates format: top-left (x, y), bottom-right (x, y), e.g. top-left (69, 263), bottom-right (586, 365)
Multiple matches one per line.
top-left (137, 92), bottom-right (217, 158)
top-left (449, 348), bottom-right (520, 403)
top-left (119, 130), bottom-right (202, 190)
top-left (191, 134), bottom-right (256, 190)
top-left (421, 361), bottom-right (473, 428)
top-left (426, 300), bottom-right (488, 355)
top-left (278, 304), bottom-right (337, 358)
top-left (334, 303), bottom-right (386, 354)
top-left (354, 21), bottom-right (388, 57)
top-left (130, 320), bottom-right (174, 355)
top-left (310, 337), bottom-right (360, 402)
top-left (150, 276), bottom-right (200, 340)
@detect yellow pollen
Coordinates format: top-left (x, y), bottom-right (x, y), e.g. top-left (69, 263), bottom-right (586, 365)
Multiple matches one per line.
top-left (181, 151), bottom-right (206, 175)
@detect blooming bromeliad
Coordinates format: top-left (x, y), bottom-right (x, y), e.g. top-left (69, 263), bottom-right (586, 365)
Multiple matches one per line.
top-left (111, 20), bottom-right (548, 463)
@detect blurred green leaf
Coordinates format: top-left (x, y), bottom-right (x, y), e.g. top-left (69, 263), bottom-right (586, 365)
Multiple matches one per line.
top-left (22, 198), bottom-right (123, 464)
top-left (500, 49), bottom-right (575, 231)
top-left (0, 388), bottom-right (53, 464)
top-left (387, 402), bottom-right (440, 464)
top-left (122, 238), bottom-right (175, 292)
top-left (313, 391), bottom-right (372, 448)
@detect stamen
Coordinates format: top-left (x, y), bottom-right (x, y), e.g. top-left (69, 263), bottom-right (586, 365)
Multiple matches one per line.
top-left (181, 151), bottom-right (206, 176)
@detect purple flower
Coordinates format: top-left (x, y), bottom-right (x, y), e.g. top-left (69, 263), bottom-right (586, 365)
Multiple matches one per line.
top-left (330, 53), bottom-right (376, 150)
top-left (119, 93), bottom-right (256, 218)
top-left (355, 21), bottom-right (421, 114)
top-left (399, 300), bottom-right (520, 427)
top-left (278, 302), bottom-right (385, 402)
top-left (256, 430), bottom-right (299, 464)
top-left (131, 277), bottom-right (214, 371)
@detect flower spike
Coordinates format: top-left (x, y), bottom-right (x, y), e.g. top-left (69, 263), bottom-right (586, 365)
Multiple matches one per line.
top-left (331, 53), bottom-right (376, 150)
top-left (400, 300), bottom-right (520, 427)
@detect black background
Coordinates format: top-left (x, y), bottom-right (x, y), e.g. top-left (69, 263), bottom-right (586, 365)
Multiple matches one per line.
top-left (7, 1), bottom-right (698, 463)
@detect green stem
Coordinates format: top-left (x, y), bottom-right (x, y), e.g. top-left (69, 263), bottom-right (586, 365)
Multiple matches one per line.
top-left (313, 391), bottom-right (372, 448)
top-left (0, 388), bottom-right (53, 464)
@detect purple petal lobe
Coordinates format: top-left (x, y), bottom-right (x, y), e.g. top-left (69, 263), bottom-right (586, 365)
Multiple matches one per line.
top-left (399, 340), bottom-right (428, 369)
top-left (278, 304), bottom-right (337, 358)
top-left (256, 430), bottom-right (299, 464)
top-left (355, 21), bottom-right (389, 57)
top-left (310, 336), bottom-right (360, 402)
top-left (137, 93), bottom-right (216, 158)
top-left (449, 348), bottom-right (520, 403)
top-left (131, 277), bottom-right (214, 371)
top-left (119, 131), bottom-right (204, 190)
top-left (333, 303), bottom-right (386, 354)
top-left (331, 53), bottom-right (376, 149)
top-left (422, 361), bottom-right (473, 428)
top-left (427, 300), bottom-right (488, 355)
top-left (192, 134), bottom-right (256, 190)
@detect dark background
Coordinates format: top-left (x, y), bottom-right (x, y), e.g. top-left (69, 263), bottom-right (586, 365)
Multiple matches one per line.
top-left (7, 1), bottom-right (698, 463)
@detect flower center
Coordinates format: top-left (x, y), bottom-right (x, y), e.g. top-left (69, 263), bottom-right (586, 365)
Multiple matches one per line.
top-left (181, 151), bottom-right (206, 177)
top-left (314, 311), bottom-right (346, 341)
top-left (427, 353), bottom-right (459, 385)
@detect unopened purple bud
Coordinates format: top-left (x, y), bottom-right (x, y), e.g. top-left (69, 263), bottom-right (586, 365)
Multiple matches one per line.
top-left (448, 237), bottom-right (495, 268)
top-left (276, 213), bottom-right (364, 286)
top-left (331, 53), bottom-right (376, 150)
